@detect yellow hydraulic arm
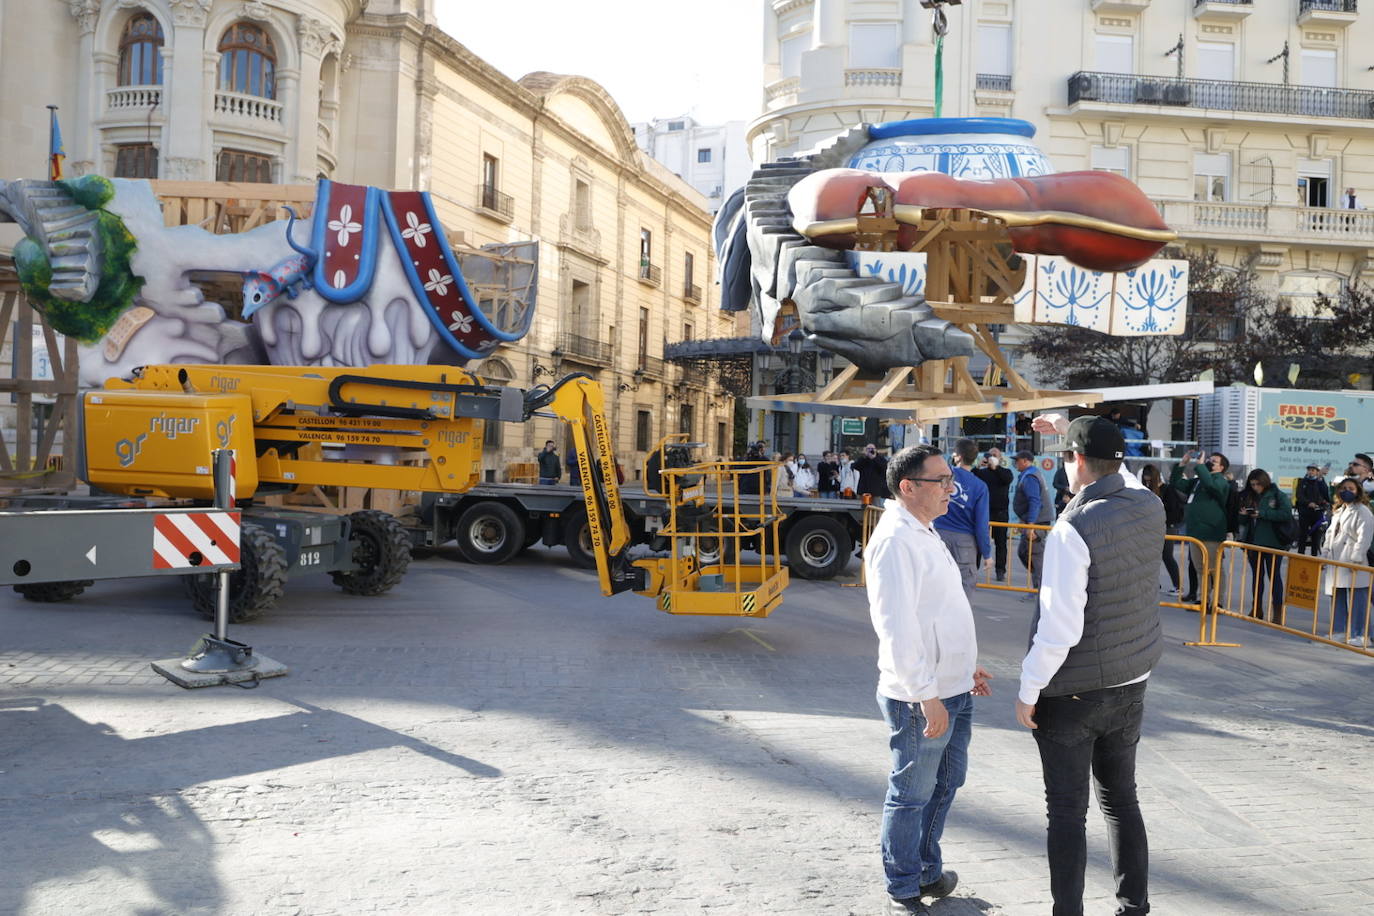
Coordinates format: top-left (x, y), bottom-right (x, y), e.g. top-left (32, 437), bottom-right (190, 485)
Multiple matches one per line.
top-left (521, 373), bottom-right (645, 597)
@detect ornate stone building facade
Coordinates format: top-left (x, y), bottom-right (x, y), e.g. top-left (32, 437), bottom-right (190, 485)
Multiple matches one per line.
top-left (752, 0), bottom-right (1374, 330)
top-left (0, 0), bottom-right (732, 474)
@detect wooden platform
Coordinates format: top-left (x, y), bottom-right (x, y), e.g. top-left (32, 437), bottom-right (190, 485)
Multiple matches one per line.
top-left (748, 357), bottom-right (1101, 422)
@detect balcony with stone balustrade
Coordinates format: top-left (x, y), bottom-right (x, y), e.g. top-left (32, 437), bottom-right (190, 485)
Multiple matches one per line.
top-left (1153, 198), bottom-right (1374, 248)
top-left (212, 90), bottom-right (284, 126)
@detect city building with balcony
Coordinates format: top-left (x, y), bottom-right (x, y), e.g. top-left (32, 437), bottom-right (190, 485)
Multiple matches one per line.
top-left (751, 0), bottom-right (1374, 377)
top-left (0, 0), bottom-right (735, 473)
top-left (632, 116), bottom-right (754, 214)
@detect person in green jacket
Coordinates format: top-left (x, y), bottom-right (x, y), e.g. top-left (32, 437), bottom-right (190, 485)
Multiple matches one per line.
top-left (1238, 468), bottom-right (1295, 622)
top-left (1171, 451), bottom-right (1232, 603)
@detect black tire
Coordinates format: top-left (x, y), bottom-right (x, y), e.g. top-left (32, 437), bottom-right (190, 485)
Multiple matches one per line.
top-left (14, 579), bottom-right (94, 603)
top-left (184, 522), bottom-right (287, 622)
top-left (454, 501), bottom-right (525, 564)
top-left (784, 515), bottom-right (852, 580)
top-left (331, 510), bottom-right (412, 596)
top-left (563, 508), bottom-right (597, 569)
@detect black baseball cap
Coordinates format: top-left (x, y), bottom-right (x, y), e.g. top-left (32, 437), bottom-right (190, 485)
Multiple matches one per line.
top-left (1013, 450), bottom-right (1035, 461)
top-left (1063, 416), bottom-right (1125, 460)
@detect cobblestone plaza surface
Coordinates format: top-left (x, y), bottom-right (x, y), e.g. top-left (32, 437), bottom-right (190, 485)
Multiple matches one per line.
top-left (3, 547), bottom-right (1373, 915)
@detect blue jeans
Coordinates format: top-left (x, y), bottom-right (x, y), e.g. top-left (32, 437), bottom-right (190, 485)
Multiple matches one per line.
top-left (820, 490), bottom-right (839, 499)
top-left (1033, 682), bottom-right (1149, 916)
top-left (1333, 586), bottom-right (1371, 638)
top-left (538, 477), bottom-right (557, 485)
top-left (878, 691), bottom-right (973, 899)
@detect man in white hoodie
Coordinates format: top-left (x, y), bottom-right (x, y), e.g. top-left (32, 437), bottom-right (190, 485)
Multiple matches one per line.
top-left (866, 444), bottom-right (994, 913)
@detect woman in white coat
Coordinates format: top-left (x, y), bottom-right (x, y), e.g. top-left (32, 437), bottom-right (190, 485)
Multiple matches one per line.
top-left (792, 455), bottom-right (817, 497)
top-left (1322, 476), bottom-right (1374, 645)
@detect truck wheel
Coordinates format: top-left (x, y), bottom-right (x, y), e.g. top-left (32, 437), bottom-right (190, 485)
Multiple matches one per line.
top-left (455, 501), bottom-right (525, 564)
top-left (185, 522), bottom-right (287, 622)
top-left (784, 516), bottom-right (852, 580)
top-left (14, 579), bottom-right (94, 602)
top-left (563, 509), bottom-right (597, 569)
top-left (331, 510), bottom-right (412, 596)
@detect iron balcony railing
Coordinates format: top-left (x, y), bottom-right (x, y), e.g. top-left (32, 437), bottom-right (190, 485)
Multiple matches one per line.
top-left (683, 283), bottom-right (702, 303)
top-left (1068, 70), bottom-right (1374, 120)
top-left (559, 332), bottom-right (612, 365)
top-left (638, 355), bottom-right (666, 379)
top-left (638, 261), bottom-right (662, 285)
top-left (477, 184), bottom-right (514, 220)
top-left (975, 73), bottom-right (1012, 91)
top-left (1300, 0), bottom-right (1357, 13)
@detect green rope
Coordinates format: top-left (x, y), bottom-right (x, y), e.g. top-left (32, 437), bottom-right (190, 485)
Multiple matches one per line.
top-left (934, 34), bottom-right (945, 118)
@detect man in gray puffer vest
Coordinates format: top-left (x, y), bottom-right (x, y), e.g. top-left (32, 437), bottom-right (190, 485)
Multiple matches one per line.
top-left (1015, 415), bottom-right (1164, 916)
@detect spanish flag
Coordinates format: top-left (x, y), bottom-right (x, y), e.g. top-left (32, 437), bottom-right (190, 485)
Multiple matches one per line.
top-left (48, 106), bottom-right (65, 181)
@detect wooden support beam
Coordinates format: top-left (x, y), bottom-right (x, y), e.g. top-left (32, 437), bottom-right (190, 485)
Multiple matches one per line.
top-left (952, 360), bottom-right (985, 400)
top-left (817, 363), bottom-right (860, 401)
top-left (866, 366), bottom-right (913, 406)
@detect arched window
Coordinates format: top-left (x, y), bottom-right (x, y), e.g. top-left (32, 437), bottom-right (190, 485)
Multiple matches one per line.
top-left (217, 22), bottom-right (276, 99)
top-left (118, 12), bottom-right (164, 86)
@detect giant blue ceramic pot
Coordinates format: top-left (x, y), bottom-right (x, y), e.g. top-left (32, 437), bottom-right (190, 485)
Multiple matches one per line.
top-left (848, 117), bottom-right (1053, 179)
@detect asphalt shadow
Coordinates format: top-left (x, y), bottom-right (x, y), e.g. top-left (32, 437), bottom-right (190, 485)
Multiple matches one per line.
top-left (0, 694), bottom-right (498, 914)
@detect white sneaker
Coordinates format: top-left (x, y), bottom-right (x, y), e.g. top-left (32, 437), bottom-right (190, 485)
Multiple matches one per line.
top-left (1347, 637), bottom-right (1368, 648)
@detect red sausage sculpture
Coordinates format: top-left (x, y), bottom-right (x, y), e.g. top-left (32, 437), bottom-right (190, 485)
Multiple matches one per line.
top-left (788, 168), bottom-right (1177, 274)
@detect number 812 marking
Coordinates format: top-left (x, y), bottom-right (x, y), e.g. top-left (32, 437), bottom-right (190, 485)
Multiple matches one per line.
top-left (298, 550), bottom-right (322, 567)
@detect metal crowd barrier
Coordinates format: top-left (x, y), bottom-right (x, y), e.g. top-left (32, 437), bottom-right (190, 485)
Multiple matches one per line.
top-left (842, 503), bottom-right (886, 588)
top-left (846, 516), bottom-right (1219, 635)
top-left (1191, 541), bottom-right (1374, 656)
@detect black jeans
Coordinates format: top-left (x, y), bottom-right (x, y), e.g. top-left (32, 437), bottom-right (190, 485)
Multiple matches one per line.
top-left (1161, 529), bottom-right (1180, 591)
top-left (1033, 682), bottom-right (1149, 916)
top-left (1296, 508), bottom-right (1325, 556)
top-left (1245, 550), bottom-right (1284, 621)
top-left (990, 511), bottom-right (1009, 577)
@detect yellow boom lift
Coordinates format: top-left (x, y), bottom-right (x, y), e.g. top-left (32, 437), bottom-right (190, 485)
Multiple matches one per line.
top-left (78, 364), bottom-right (788, 618)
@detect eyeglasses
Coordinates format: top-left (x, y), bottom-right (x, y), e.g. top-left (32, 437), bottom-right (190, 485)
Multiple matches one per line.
top-left (907, 475), bottom-right (956, 489)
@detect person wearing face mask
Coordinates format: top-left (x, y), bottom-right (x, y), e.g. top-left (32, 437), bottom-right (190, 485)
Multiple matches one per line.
top-left (1322, 477), bottom-right (1374, 646)
top-left (1237, 468), bottom-right (1294, 622)
top-left (1346, 453), bottom-right (1374, 497)
top-left (793, 454), bottom-right (818, 497)
top-left (974, 447), bottom-right (1014, 582)
top-left (853, 443), bottom-right (890, 502)
top-left (1170, 451), bottom-right (1232, 605)
top-left (1296, 462), bottom-right (1333, 556)
top-left (838, 450), bottom-right (859, 499)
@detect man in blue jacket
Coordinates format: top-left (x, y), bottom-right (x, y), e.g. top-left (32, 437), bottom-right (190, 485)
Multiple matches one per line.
top-left (933, 438), bottom-right (992, 601)
top-left (1013, 450), bottom-right (1056, 590)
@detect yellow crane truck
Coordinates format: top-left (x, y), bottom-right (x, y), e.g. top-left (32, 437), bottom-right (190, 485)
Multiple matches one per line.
top-left (35, 363), bottom-right (788, 621)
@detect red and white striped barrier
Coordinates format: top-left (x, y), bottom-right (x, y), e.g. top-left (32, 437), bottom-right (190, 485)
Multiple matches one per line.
top-left (153, 511), bottom-right (241, 569)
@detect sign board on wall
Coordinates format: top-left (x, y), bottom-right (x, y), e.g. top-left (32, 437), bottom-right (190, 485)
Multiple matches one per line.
top-left (841, 418), bottom-right (865, 436)
top-left (1255, 390), bottom-right (1374, 489)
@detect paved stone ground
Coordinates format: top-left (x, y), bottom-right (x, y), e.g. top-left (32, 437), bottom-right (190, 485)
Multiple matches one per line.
top-left (3, 544), bottom-right (1373, 915)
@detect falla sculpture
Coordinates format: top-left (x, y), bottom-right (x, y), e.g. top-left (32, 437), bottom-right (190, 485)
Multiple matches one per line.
top-left (713, 117), bottom-right (1188, 420)
top-left (0, 175), bottom-right (536, 387)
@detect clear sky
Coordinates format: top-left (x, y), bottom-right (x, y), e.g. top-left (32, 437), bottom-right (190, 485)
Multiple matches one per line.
top-left (433, 0), bottom-right (764, 126)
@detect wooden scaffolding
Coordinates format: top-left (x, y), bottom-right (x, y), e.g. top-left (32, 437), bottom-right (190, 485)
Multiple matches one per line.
top-left (759, 208), bottom-right (1101, 423)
